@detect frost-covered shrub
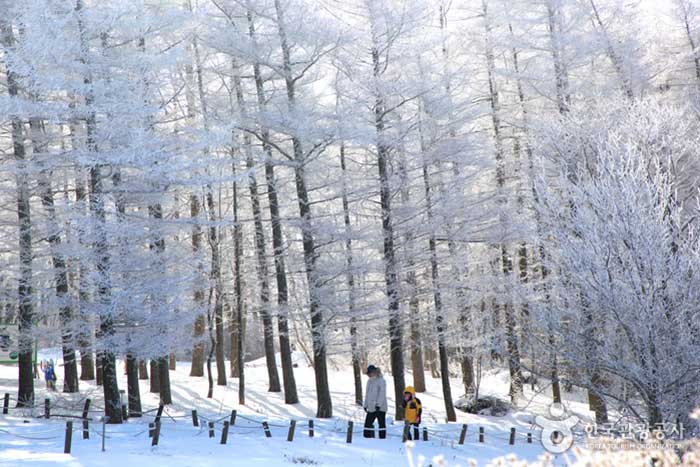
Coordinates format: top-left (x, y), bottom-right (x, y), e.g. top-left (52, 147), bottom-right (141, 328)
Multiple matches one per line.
top-left (534, 98), bottom-right (700, 427)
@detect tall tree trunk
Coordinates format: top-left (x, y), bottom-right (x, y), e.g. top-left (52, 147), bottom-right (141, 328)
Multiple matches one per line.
top-left (150, 360), bottom-right (160, 393)
top-left (148, 203), bottom-right (172, 404)
top-left (546, 0), bottom-right (571, 113)
top-left (89, 160), bottom-right (120, 421)
top-left (138, 360), bottom-right (149, 380)
top-left (74, 176), bottom-right (95, 382)
top-left (460, 346), bottom-right (475, 396)
top-left (483, 0), bottom-right (523, 402)
top-left (418, 111), bottom-right (456, 422)
top-left (244, 9), bottom-right (298, 405)
top-left (272, 0), bottom-right (332, 417)
top-left (187, 7), bottom-right (224, 389)
top-left (544, 4), bottom-right (607, 410)
top-left (506, 14), bottom-right (535, 382)
top-left (158, 356), bottom-right (172, 405)
top-left (205, 267), bottom-right (217, 399)
top-left (231, 161), bottom-right (245, 404)
top-left (679, 2), bottom-right (700, 94)
top-left (588, 0), bottom-right (634, 99)
top-left (76, 0), bottom-right (122, 422)
top-left (0, 18), bottom-right (34, 408)
top-left (190, 195), bottom-right (206, 377)
top-left (233, 62), bottom-right (281, 394)
top-left (507, 11), bottom-right (561, 403)
top-left (550, 330), bottom-right (562, 404)
top-left (125, 354), bottom-right (141, 417)
top-left (96, 357), bottom-right (103, 386)
top-left (30, 118), bottom-right (79, 394)
top-left (191, 30), bottom-right (225, 388)
top-left (396, 124), bottom-right (426, 395)
top-left (426, 346), bottom-right (440, 378)
top-left (111, 167), bottom-right (141, 412)
top-left (138, 34), bottom-right (172, 401)
top-left (183, 25), bottom-right (205, 378)
top-left (205, 190), bottom-right (226, 387)
top-left (339, 142), bottom-right (363, 404)
top-left (368, 6), bottom-right (406, 420)
top-left (439, 4), bottom-right (472, 397)
top-left (228, 302), bottom-right (238, 377)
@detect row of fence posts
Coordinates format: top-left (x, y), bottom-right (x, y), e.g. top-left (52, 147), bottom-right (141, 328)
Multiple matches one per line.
top-left (186, 409), bottom-right (313, 446)
top-left (456, 424), bottom-right (532, 446)
top-left (0, 391), bottom-right (115, 455)
top-left (69, 415), bottom-right (533, 452)
top-left (20, 395), bottom-right (534, 452)
top-left (40, 393), bottom-right (114, 421)
top-left (185, 409), bottom-right (533, 448)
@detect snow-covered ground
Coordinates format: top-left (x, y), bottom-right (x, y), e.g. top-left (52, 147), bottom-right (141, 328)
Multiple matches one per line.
top-left (0, 351), bottom-right (596, 466)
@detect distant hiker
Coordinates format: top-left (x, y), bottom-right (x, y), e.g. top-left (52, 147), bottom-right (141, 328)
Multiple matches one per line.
top-left (402, 386), bottom-right (422, 440)
top-left (363, 365), bottom-right (387, 439)
top-left (41, 359), bottom-right (57, 391)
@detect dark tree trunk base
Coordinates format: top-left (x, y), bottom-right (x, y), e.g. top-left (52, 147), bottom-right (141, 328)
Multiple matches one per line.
top-left (149, 360), bottom-right (160, 393)
top-left (126, 354), bottom-right (142, 417)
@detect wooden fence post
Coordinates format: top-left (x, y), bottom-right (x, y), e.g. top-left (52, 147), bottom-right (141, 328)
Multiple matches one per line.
top-left (509, 427), bottom-right (516, 445)
top-left (2, 393), bottom-right (9, 415)
top-left (101, 417), bottom-right (106, 452)
top-left (422, 426), bottom-right (428, 441)
top-left (44, 398), bottom-right (50, 419)
top-left (458, 424), bottom-right (467, 445)
top-left (527, 432), bottom-right (532, 444)
top-left (82, 419), bottom-right (89, 440)
top-left (148, 422), bottom-right (155, 438)
top-left (287, 420), bottom-right (296, 442)
top-left (308, 420), bottom-right (314, 438)
top-left (64, 421), bottom-right (73, 454)
top-left (151, 422), bottom-right (161, 446)
top-left (208, 421), bottom-right (215, 438)
top-left (221, 421), bottom-right (230, 445)
top-left (230, 409), bottom-right (237, 425)
top-left (346, 421), bottom-right (353, 444)
top-left (262, 421), bottom-right (272, 438)
top-left (155, 403), bottom-right (164, 425)
top-left (82, 399), bottom-right (91, 440)
top-left (479, 426), bottom-right (484, 443)
top-left (191, 409), bottom-right (199, 427)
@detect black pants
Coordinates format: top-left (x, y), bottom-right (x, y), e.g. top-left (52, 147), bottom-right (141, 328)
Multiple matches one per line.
top-left (405, 424), bottom-right (420, 441)
top-left (363, 411), bottom-right (386, 438)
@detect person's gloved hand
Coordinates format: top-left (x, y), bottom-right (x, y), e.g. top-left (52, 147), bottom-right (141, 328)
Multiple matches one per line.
top-left (416, 416), bottom-right (421, 424)
top-left (364, 407), bottom-right (368, 413)
top-left (375, 406), bottom-right (380, 412)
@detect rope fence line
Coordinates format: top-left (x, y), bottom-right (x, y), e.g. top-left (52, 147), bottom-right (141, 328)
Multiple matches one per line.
top-left (0, 429), bottom-right (63, 441)
top-left (2, 412), bottom-right (532, 442)
top-left (2, 395), bottom-right (551, 453)
top-left (3, 393), bottom-right (684, 454)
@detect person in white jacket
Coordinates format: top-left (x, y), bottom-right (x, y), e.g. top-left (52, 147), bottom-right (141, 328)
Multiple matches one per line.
top-left (363, 365), bottom-right (387, 438)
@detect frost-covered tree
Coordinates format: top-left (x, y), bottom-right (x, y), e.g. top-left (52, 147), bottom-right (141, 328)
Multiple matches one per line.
top-left (535, 97), bottom-right (700, 426)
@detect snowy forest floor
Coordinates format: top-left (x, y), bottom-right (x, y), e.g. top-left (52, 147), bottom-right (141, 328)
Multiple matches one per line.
top-left (0, 352), bottom-right (598, 466)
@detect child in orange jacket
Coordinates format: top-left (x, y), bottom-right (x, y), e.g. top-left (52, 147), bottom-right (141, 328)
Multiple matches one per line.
top-left (402, 386), bottom-right (422, 440)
